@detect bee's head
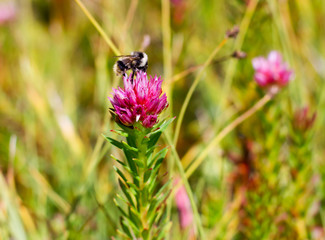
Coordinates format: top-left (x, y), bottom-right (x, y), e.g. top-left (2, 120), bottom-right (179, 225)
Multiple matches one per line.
top-left (131, 51), bottom-right (148, 68)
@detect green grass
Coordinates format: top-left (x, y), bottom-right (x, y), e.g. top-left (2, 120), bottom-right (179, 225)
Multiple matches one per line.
top-left (1, 0), bottom-right (325, 239)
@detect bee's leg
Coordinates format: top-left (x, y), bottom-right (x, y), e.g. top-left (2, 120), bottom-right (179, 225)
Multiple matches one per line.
top-left (122, 71), bottom-right (127, 78)
top-left (130, 69), bottom-right (136, 84)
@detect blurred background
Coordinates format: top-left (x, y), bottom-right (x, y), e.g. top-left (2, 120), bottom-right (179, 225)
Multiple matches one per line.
top-left (1, 0), bottom-right (325, 239)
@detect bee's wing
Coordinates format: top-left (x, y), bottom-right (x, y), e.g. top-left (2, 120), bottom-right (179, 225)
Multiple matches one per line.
top-left (120, 56), bottom-right (141, 64)
top-left (113, 55), bottom-right (135, 58)
top-left (114, 55), bottom-right (141, 60)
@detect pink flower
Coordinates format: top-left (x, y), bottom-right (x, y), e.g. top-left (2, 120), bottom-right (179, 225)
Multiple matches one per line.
top-left (109, 71), bottom-right (168, 128)
top-left (174, 178), bottom-right (195, 238)
top-left (0, 2), bottom-right (16, 25)
top-left (252, 51), bottom-right (293, 89)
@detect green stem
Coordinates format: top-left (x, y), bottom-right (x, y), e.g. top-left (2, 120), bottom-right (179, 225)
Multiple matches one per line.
top-left (173, 38), bottom-right (228, 146)
top-left (73, 0), bottom-right (121, 56)
top-left (164, 133), bottom-right (206, 239)
top-left (134, 125), bottom-right (150, 239)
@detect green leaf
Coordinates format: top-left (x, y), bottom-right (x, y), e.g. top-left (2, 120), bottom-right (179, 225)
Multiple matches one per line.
top-left (111, 129), bottom-right (129, 137)
top-left (111, 155), bottom-right (126, 166)
top-left (146, 148), bottom-right (169, 194)
top-left (141, 185), bottom-right (148, 207)
top-left (143, 169), bottom-right (152, 183)
top-left (156, 221), bottom-right (172, 240)
top-left (104, 136), bottom-right (138, 179)
top-left (146, 145), bottom-right (157, 158)
top-left (119, 218), bottom-right (134, 238)
top-left (117, 122), bottom-right (134, 133)
top-left (155, 189), bottom-right (171, 210)
top-left (117, 229), bottom-right (131, 239)
top-left (148, 174), bottom-right (159, 195)
top-left (118, 179), bottom-right (135, 207)
top-left (127, 182), bottom-right (140, 192)
top-left (129, 207), bottom-right (142, 229)
top-left (114, 166), bottom-right (128, 183)
top-left (155, 178), bottom-right (171, 198)
top-left (114, 198), bottom-right (128, 218)
top-left (122, 217), bottom-right (140, 236)
top-left (148, 147), bottom-right (168, 169)
top-left (111, 156), bottom-right (135, 175)
top-left (147, 132), bottom-right (162, 149)
top-left (116, 193), bottom-right (129, 206)
top-left (123, 149), bottom-right (138, 181)
top-left (142, 229), bottom-right (150, 240)
top-left (116, 229), bottom-right (132, 239)
top-left (151, 152), bottom-right (166, 173)
top-left (147, 189), bottom-right (171, 220)
top-left (133, 158), bottom-right (145, 168)
top-left (147, 198), bottom-right (158, 226)
top-left (126, 133), bottom-right (137, 148)
top-left (104, 136), bottom-right (124, 149)
top-left (146, 118), bottom-right (175, 148)
top-left (122, 141), bottom-right (138, 153)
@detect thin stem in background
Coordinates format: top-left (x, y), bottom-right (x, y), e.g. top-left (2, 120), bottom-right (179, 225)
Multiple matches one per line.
top-left (0, 172), bottom-right (27, 240)
top-left (169, 92), bottom-right (272, 194)
top-left (268, 0), bottom-right (306, 104)
top-left (73, 0), bottom-right (121, 56)
top-left (178, 0), bottom-right (259, 182)
top-left (167, 65), bottom-right (204, 84)
top-left (161, 0), bottom-right (174, 137)
top-left (120, 0), bottom-right (139, 51)
top-left (185, 93), bottom-right (272, 178)
top-left (161, 1), bottom-right (174, 238)
top-left (161, 0), bottom-right (173, 82)
top-left (173, 38), bottom-right (229, 146)
top-left (163, 133), bottom-right (205, 240)
top-left (167, 53), bottom-right (233, 84)
top-left (215, 0), bottom-right (259, 130)
top-left (208, 193), bottom-right (243, 239)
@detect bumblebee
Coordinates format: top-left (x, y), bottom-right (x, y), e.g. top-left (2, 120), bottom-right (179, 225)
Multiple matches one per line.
top-left (113, 51), bottom-right (148, 79)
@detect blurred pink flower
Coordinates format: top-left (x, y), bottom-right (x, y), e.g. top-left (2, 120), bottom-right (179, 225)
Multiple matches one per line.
top-left (174, 177), bottom-right (195, 238)
top-left (0, 2), bottom-right (16, 24)
top-left (312, 226), bottom-right (325, 240)
top-left (252, 51), bottom-right (293, 89)
top-left (109, 71), bottom-right (168, 128)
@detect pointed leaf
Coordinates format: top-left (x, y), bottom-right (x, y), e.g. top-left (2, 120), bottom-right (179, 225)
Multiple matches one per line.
top-left (144, 169), bottom-right (152, 183)
top-left (147, 189), bottom-right (171, 221)
top-left (148, 175), bottom-right (159, 195)
top-left (114, 199), bottom-right (128, 218)
top-left (104, 136), bottom-right (124, 149)
top-left (111, 155), bottom-right (126, 167)
top-left (133, 159), bottom-right (145, 168)
top-left (147, 118), bottom-right (175, 148)
top-left (142, 229), bottom-right (150, 240)
top-left (126, 133), bottom-right (137, 148)
top-left (129, 207), bottom-right (142, 228)
top-left (119, 218), bottom-right (135, 238)
top-left (148, 147), bottom-right (168, 169)
top-left (117, 229), bottom-right (131, 239)
top-left (118, 179), bottom-right (135, 207)
top-left (122, 141), bottom-right (138, 153)
top-left (111, 129), bottom-right (129, 137)
top-left (156, 221), bottom-right (172, 240)
top-left (122, 216), bottom-right (140, 236)
top-left (155, 178), bottom-right (171, 198)
top-left (114, 166), bottom-right (128, 183)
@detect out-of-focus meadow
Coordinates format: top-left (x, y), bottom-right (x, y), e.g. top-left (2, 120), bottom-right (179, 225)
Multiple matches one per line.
top-left (1, 0), bottom-right (325, 239)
